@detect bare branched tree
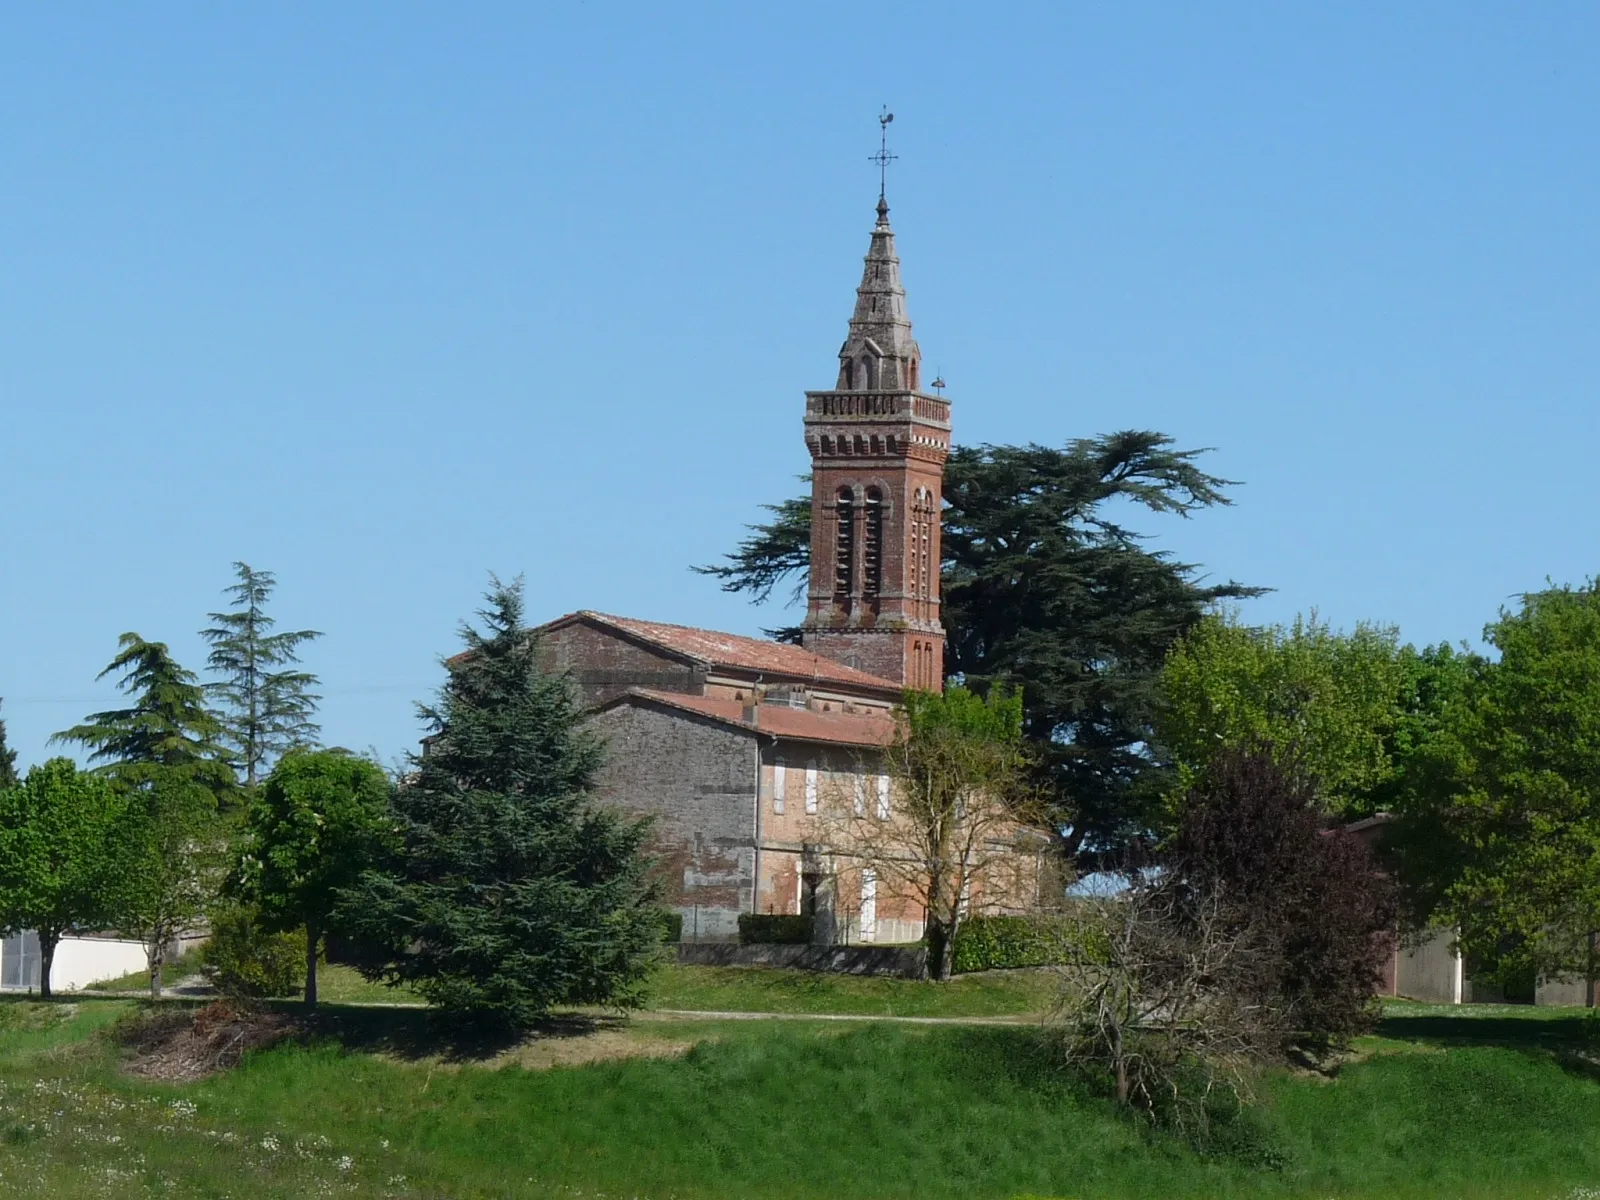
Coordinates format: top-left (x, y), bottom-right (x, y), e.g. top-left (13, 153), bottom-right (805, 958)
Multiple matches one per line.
top-left (816, 686), bottom-right (1052, 979)
top-left (1055, 882), bottom-right (1283, 1130)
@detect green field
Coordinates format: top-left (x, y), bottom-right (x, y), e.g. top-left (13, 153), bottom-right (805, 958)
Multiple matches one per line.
top-left (4, 985), bottom-right (1600, 1199)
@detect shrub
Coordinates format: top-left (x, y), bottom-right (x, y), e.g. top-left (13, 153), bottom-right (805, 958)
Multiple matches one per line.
top-left (952, 915), bottom-right (1084, 973)
top-left (654, 909), bottom-right (684, 944)
top-left (738, 914), bottom-right (813, 944)
top-left (201, 905), bottom-right (306, 998)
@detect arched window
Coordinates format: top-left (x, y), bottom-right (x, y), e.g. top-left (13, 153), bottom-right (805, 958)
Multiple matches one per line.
top-left (860, 355), bottom-right (876, 390)
top-left (834, 488), bottom-right (855, 599)
top-left (908, 357), bottom-right (919, 390)
top-left (862, 488), bottom-right (883, 598)
top-left (842, 359), bottom-right (854, 390)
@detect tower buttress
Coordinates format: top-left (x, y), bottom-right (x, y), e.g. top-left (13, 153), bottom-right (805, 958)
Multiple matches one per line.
top-left (801, 194), bottom-right (948, 691)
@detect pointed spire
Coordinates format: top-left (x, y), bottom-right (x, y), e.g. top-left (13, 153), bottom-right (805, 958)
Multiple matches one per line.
top-left (835, 194), bottom-right (922, 392)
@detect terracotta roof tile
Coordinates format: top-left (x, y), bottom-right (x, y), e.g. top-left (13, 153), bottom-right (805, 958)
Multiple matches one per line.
top-left (556, 611), bottom-right (903, 695)
top-left (614, 688), bottom-right (897, 749)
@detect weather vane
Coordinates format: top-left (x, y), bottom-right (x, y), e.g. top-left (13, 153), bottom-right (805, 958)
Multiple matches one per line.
top-left (869, 106), bottom-right (897, 199)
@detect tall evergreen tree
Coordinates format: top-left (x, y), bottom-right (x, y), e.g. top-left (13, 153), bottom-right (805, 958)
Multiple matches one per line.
top-left (699, 432), bottom-right (1263, 864)
top-left (0, 698), bottom-right (18, 790)
top-left (336, 577), bottom-right (659, 1031)
top-left (52, 634), bottom-right (234, 795)
top-left (202, 563), bottom-right (323, 787)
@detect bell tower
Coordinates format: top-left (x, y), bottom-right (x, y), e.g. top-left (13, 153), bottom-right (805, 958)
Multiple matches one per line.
top-left (801, 186), bottom-right (949, 691)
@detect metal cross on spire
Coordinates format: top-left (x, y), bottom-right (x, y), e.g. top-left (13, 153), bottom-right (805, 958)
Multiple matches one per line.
top-left (869, 106), bottom-right (897, 201)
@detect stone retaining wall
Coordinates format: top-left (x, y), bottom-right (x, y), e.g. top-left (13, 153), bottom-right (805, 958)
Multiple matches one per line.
top-left (676, 941), bottom-right (927, 978)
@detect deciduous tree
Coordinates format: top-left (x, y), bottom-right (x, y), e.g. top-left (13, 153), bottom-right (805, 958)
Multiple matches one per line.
top-left (237, 750), bottom-right (392, 1006)
top-left (0, 698), bottom-right (18, 790)
top-left (820, 686), bottom-right (1043, 980)
top-left (335, 577), bottom-right (660, 1030)
top-left (698, 433), bottom-right (1263, 866)
top-left (1416, 582), bottom-right (1600, 999)
top-left (203, 563), bottom-right (323, 788)
top-left (1159, 612), bottom-right (1413, 818)
top-left (0, 759), bottom-right (127, 998)
top-left (112, 774), bottom-right (224, 997)
top-left (1167, 750), bottom-right (1398, 1045)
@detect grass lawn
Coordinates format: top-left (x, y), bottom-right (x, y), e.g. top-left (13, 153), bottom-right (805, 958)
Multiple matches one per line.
top-left (156, 962), bottom-right (1059, 1018)
top-left (4, 995), bottom-right (1600, 1198)
top-left (645, 964), bottom-right (1057, 1018)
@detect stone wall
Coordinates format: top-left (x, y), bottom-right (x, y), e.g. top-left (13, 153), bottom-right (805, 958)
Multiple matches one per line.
top-left (540, 621), bottom-right (703, 708)
top-left (588, 700), bottom-right (757, 941)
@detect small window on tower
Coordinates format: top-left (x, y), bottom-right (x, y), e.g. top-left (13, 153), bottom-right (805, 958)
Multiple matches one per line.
top-left (863, 488), bottom-right (884, 597)
top-left (842, 359), bottom-right (854, 390)
top-left (834, 488), bottom-right (855, 599)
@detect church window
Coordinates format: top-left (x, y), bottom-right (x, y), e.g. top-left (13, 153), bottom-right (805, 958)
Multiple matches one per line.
top-left (804, 761), bottom-right (819, 814)
top-left (862, 488), bottom-right (883, 597)
top-left (834, 488), bottom-right (854, 599)
top-left (876, 773), bottom-right (891, 820)
top-left (773, 756), bottom-right (787, 814)
top-left (860, 356), bottom-right (876, 389)
top-left (842, 359), bottom-right (853, 390)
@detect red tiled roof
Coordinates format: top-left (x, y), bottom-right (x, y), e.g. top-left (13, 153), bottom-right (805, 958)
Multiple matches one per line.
top-left (608, 688), bottom-right (897, 749)
top-left (545, 611), bottom-right (903, 695)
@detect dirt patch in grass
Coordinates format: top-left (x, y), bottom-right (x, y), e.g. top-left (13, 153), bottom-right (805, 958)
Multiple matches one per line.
top-left (115, 999), bottom-right (293, 1082)
top-left (493, 1025), bottom-right (698, 1070)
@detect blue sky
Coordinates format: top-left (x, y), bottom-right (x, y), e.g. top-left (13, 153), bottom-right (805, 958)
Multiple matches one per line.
top-left (2, 3), bottom-right (1597, 769)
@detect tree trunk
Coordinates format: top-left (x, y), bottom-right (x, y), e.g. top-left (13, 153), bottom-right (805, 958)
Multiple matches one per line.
top-left (147, 941), bottom-right (166, 999)
top-left (304, 920), bottom-right (319, 1008)
top-left (1110, 1022), bottom-right (1130, 1104)
top-left (925, 918), bottom-right (954, 981)
top-left (1588, 930), bottom-right (1598, 1009)
top-left (38, 931), bottom-right (59, 1000)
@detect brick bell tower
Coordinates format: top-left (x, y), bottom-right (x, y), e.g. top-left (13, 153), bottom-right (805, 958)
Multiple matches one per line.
top-left (801, 187), bottom-right (950, 692)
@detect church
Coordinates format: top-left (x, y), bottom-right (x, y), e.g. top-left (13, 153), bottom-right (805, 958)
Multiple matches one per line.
top-left (532, 186), bottom-right (1031, 943)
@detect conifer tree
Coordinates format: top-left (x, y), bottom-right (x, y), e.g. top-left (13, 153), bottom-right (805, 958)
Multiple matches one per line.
top-left (336, 577), bottom-right (659, 1031)
top-left (0, 698), bottom-right (18, 790)
top-left (51, 638), bottom-right (233, 987)
top-left (202, 563), bottom-right (322, 787)
top-left (53, 634), bottom-right (234, 795)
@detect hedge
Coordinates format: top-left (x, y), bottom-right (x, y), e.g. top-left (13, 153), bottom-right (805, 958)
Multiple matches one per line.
top-left (951, 914), bottom-right (1085, 973)
top-left (737, 914), bottom-right (814, 945)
